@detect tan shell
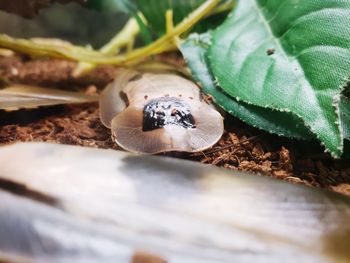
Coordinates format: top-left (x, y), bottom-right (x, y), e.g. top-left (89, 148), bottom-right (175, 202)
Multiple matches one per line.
top-left (100, 69), bottom-right (224, 154)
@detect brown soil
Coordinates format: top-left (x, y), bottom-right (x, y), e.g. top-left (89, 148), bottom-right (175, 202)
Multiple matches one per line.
top-left (1, 55), bottom-right (350, 196)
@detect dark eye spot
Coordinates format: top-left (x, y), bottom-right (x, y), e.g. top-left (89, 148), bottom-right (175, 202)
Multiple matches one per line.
top-left (179, 94), bottom-right (182, 97)
top-left (143, 97), bottom-right (196, 131)
top-left (189, 97), bottom-right (193, 100)
top-left (144, 95), bottom-right (148, 100)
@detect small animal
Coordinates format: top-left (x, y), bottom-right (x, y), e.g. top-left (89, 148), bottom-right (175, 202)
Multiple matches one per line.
top-left (99, 69), bottom-right (224, 154)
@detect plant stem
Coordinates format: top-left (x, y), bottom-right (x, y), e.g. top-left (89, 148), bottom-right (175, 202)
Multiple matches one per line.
top-left (165, 10), bottom-right (181, 48)
top-left (209, 0), bottom-right (236, 17)
top-left (0, 0), bottom-right (221, 65)
top-left (73, 17), bottom-right (140, 77)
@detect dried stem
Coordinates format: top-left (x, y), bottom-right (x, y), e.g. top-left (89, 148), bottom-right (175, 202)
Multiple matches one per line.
top-left (0, 0), bottom-right (221, 65)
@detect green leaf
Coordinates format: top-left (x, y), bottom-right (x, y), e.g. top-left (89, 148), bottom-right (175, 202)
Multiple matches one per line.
top-left (135, 0), bottom-right (205, 35)
top-left (86, 0), bottom-right (230, 38)
top-left (340, 95), bottom-right (350, 141)
top-left (133, 12), bottom-right (153, 45)
top-left (181, 33), bottom-right (312, 139)
top-left (134, 0), bottom-right (233, 36)
top-left (208, 0), bottom-right (350, 157)
top-left (340, 95), bottom-right (350, 157)
top-left (87, 0), bottom-right (152, 44)
top-left (86, 0), bottom-right (136, 13)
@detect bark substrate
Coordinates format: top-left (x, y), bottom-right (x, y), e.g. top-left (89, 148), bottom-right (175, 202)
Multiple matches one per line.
top-left (1, 56), bottom-right (349, 196)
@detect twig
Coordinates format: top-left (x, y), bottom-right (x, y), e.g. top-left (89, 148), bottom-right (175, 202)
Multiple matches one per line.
top-left (73, 17), bottom-right (140, 77)
top-left (0, 0), bottom-right (221, 65)
top-left (202, 135), bottom-right (260, 155)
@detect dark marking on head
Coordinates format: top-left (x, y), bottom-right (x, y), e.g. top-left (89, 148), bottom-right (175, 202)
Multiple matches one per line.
top-left (119, 91), bottom-right (129, 107)
top-left (189, 97), bottom-right (193, 100)
top-left (144, 95), bottom-right (148, 100)
top-left (143, 97), bottom-right (196, 131)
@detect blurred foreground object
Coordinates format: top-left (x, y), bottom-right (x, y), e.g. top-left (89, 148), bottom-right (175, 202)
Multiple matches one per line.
top-left (0, 0), bottom-right (85, 18)
top-left (0, 84), bottom-right (98, 111)
top-left (0, 143), bottom-right (349, 263)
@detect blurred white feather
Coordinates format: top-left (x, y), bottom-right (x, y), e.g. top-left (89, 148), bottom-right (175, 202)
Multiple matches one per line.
top-left (0, 142), bottom-right (349, 263)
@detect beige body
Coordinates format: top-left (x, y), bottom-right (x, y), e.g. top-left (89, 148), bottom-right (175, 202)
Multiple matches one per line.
top-left (99, 69), bottom-right (224, 154)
